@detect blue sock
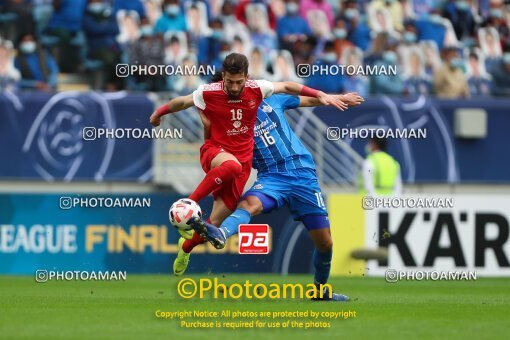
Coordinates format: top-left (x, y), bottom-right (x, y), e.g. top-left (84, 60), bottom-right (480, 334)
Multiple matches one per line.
top-left (219, 208), bottom-right (251, 238)
top-left (313, 249), bottom-right (332, 285)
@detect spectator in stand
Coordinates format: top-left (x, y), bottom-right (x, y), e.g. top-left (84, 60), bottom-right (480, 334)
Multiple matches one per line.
top-left (45, 0), bottom-right (88, 73)
top-left (277, 0), bottom-right (311, 52)
top-left (236, 0), bottom-right (277, 30)
top-left (342, 1), bottom-right (371, 51)
top-left (368, 0), bottom-right (404, 32)
top-left (403, 49), bottom-right (432, 95)
top-left (114, 0), bottom-right (146, 19)
top-left (300, 0), bottom-right (334, 28)
top-left (0, 39), bottom-right (20, 90)
top-left (467, 52), bottom-right (492, 97)
top-left (341, 46), bottom-right (369, 97)
top-left (154, 0), bottom-right (186, 33)
top-left (248, 7), bottom-right (277, 56)
top-left (249, 47), bottom-right (271, 80)
top-left (443, 0), bottom-right (475, 41)
top-left (364, 32), bottom-right (389, 66)
top-left (489, 46), bottom-right (510, 96)
top-left (332, 18), bottom-right (354, 58)
top-left (14, 33), bottom-right (58, 91)
top-left (169, 55), bottom-right (205, 93)
top-left (415, 9), bottom-right (447, 49)
top-left (197, 18), bottom-right (224, 67)
top-left (305, 41), bottom-right (343, 93)
top-left (127, 17), bottom-right (166, 91)
top-left (82, 0), bottom-right (122, 90)
top-left (371, 45), bottom-right (404, 95)
top-left (220, 0), bottom-right (249, 42)
top-left (402, 21), bottom-right (418, 45)
top-left (483, 2), bottom-right (509, 47)
top-left (210, 41), bottom-right (232, 71)
top-left (479, 28), bottom-right (502, 71)
top-left (433, 47), bottom-right (469, 98)
top-left (420, 41), bottom-right (442, 77)
top-left (272, 50), bottom-right (300, 82)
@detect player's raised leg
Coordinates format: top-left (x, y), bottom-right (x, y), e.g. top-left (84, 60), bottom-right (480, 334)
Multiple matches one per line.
top-left (188, 151), bottom-right (242, 204)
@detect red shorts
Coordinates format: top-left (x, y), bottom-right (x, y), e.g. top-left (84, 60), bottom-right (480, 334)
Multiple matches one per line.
top-left (199, 143), bottom-right (252, 211)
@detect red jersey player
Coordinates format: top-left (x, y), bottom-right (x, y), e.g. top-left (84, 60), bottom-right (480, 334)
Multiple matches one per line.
top-left (149, 53), bottom-right (347, 271)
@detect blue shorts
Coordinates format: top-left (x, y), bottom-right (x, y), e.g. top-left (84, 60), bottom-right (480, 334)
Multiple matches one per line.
top-left (244, 168), bottom-right (328, 220)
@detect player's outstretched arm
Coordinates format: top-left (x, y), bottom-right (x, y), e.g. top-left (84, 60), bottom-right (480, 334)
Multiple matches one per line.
top-left (272, 81), bottom-right (348, 111)
top-left (298, 92), bottom-right (365, 107)
top-left (150, 93), bottom-right (194, 127)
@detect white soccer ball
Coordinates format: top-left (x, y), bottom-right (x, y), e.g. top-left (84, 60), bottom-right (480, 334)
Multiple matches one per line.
top-left (169, 198), bottom-right (202, 231)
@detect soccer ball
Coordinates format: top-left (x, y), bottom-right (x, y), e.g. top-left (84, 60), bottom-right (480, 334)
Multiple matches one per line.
top-left (169, 198), bottom-right (202, 231)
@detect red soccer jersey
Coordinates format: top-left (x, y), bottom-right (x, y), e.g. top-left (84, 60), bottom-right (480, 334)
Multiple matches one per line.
top-left (192, 79), bottom-right (274, 163)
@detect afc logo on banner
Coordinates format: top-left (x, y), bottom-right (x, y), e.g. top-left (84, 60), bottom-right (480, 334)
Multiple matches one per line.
top-left (238, 224), bottom-right (270, 254)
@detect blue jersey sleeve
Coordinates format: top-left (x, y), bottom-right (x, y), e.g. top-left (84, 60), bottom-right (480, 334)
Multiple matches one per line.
top-left (281, 94), bottom-right (300, 110)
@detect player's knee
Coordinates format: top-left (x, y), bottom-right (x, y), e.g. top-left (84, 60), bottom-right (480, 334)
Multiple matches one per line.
top-left (316, 237), bottom-right (333, 252)
top-left (222, 160), bottom-right (242, 177)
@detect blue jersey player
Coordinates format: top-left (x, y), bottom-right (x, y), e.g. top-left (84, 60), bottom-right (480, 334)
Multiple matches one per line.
top-left (181, 91), bottom-right (363, 301)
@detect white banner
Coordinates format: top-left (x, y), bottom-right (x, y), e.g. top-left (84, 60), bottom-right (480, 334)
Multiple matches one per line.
top-left (364, 195), bottom-right (510, 276)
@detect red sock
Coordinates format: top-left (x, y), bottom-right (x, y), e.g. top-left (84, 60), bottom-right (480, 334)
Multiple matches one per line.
top-left (182, 232), bottom-right (206, 253)
top-left (189, 160), bottom-right (242, 203)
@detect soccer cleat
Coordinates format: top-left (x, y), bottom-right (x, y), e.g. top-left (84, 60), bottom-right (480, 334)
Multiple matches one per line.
top-left (173, 237), bottom-right (190, 276)
top-left (311, 284), bottom-right (350, 302)
top-left (188, 217), bottom-right (226, 249)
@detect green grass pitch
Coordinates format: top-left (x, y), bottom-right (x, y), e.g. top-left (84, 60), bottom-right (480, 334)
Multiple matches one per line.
top-left (0, 274), bottom-right (509, 339)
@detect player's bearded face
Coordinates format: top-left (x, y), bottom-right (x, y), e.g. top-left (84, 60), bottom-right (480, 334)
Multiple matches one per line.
top-left (222, 72), bottom-right (248, 98)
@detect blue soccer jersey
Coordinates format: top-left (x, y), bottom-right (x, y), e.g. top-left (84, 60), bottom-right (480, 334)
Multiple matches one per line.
top-left (252, 94), bottom-right (316, 173)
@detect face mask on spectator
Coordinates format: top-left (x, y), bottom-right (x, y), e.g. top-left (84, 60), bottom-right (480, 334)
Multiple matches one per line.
top-left (429, 14), bottom-right (442, 24)
top-left (88, 2), bottom-right (106, 14)
top-left (20, 41), bottom-right (36, 54)
top-left (165, 4), bottom-right (180, 16)
top-left (489, 9), bottom-right (503, 19)
top-left (140, 25), bottom-right (153, 36)
top-left (455, 1), bottom-right (469, 11)
top-left (333, 28), bottom-right (347, 39)
top-left (462, 37), bottom-right (477, 48)
top-left (403, 32), bottom-right (417, 43)
top-left (450, 57), bottom-right (463, 69)
top-left (219, 51), bottom-right (229, 60)
top-left (286, 3), bottom-right (299, 15)
top-left (344, 9), bottom-right (358, 20)
top-left (211, 30), bottom-right (223, 40)
top-left (383, 51), bottom-right (397, 64)
top-left (322, 52), bottom-right (337, 64)
top-left (503, 53), bottom-right (510, 65)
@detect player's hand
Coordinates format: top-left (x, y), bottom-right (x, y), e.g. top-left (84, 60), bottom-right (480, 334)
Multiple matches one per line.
top-left (150, 111), bottom-right (161, 127)
top-left (318, 91), bottom-right (349, 111)
top-left (339, 92), bottom-right (364, 107)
